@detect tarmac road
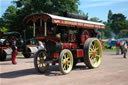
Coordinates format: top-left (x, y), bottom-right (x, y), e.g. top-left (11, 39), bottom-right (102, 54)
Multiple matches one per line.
top-left (0, 52), bottom-right (128, 85)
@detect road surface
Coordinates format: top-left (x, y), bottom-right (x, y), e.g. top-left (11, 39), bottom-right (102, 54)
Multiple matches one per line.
top-left (0, 52), bottom-right (128, 85)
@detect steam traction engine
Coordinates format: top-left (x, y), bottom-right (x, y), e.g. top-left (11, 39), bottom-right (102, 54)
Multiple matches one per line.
top-left (23, 13), bottom-right (105, 74)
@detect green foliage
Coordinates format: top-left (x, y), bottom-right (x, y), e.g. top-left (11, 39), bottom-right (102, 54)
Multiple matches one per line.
top-left (90, 17), bottom-right (100, 22)
top-left (103, 22), bottom-right (112, 38)
top-left (0, 18), bottom-right (5, 28)
top-left (103, 10), bottom-right (113, 38)
top-left (107, 10), bottom-right (112, 24)
top-left (111, 13), bottom-right (128, 36)
top-left (104, 10), bottom-right (128, 38)
top-left (101, 31), bottom-right (105, 39)
top-left (0, 27), bottom-right (9, 32)
top-left (1, 5), bottom-right (18, 31)
top-left (111, 13), bottom-right (126, 21)
top-left (103, 43), bottom-right (109, 49)
top-left (13, 0), bottom-right (80, 15)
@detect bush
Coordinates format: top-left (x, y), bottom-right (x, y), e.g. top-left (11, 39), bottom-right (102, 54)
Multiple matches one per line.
top-left (103, 43), bottom-right (109, 49)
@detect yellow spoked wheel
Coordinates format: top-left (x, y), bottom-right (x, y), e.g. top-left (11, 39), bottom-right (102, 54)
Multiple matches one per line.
top-left (84, 38), bottom-right (102, 68)
top-left (34, 50), bottom-right (49, 73)
top-left (59, 49), bottom-right (73, 75)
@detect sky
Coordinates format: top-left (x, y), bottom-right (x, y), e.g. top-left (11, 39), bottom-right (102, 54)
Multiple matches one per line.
top-left (0, 0), bottom-right (128, 21)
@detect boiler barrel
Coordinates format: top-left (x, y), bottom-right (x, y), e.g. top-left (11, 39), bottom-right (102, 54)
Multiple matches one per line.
top-left (23, 46), bottom-right (38, 58)
top-left (64, 12), bottom-right (88, 20)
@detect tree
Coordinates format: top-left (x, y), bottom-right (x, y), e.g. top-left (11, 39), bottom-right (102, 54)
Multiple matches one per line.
top-left (90, 17), bottom-right (101, 22)
top-left (103, 10), bottom-right (113, 38)
top-left (103, 22), bottom-right (112, 38)
top-left (111, 13), bottom-right (127, 35)
top-left (107, 10), bottom-right (112, 24)
top-left (111, 13), bottom-right (126, 22)
top-left (0, 18), bottom-right (5, 28)
top-left (2, 5), bottom-right (18, 31)
top-left (13, 0), bottom-right (80, 15)
top-left (104, 11), bottom-right (128, 38)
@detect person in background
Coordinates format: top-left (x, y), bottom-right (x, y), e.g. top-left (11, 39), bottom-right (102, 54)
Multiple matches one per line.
top-left (37, 41), bottom-right (44, 50)
top-left (116, 40), bottom-right (120, 55)
top-left (120, 40), bottom-right (125, 54)
top-left (12, 40), bottom-right (18, 64)
top-left (122, 42), bottom-right (127, 58)
top-left (9, 36), bottom-right (18, 64)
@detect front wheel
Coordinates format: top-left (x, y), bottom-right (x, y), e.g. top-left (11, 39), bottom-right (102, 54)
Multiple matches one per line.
top-left (59, 49), bottom-right (73, 75)
top-left (84, 38), bottom-right (102, 68)
top-left (34, 50), bottom-right (49, 73)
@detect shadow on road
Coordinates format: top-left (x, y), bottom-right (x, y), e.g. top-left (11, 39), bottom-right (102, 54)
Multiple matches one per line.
top-left (0, 66), bottom-right (63, 78)
top-left (0, 65), bottom-right (89, 78)
top-left (73, 65), bottom-right (88, 70)
top-left (0, 68), bottom-right (37, 78)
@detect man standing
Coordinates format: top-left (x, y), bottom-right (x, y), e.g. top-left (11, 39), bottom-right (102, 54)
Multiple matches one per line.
top-left (122, 42), bottom-right (127, 58)
top-left (116, 41), bottom-right (120, 55)
top-left (9, 36), bottom-right (18, 64)
top-left (120, 40), bottom-right (125, 54)
top-left (11, 40), bottom-right (18, 64)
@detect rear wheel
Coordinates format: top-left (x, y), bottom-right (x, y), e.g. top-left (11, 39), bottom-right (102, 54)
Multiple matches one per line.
top-left (23, 53), bottom-right (31, 58)
top-left (34, 50), bottom-right (49, 73)
top-left (84, 38), bottom-right (102, 68)
top-left (59, 49), bottom-right (73, 75)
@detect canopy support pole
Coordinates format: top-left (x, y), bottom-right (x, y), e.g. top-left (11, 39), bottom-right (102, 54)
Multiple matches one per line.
top-left (33, 22), bottom-right (35, 37)
top-left (40, 19), bottom-right (42, 27)
top-left (44, 22), bottom-right (47, 36)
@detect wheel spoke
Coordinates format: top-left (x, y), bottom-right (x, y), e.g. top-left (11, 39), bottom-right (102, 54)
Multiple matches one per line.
top-left (96, 55), bottom-right (100, 61)
top-left (67, 56), bottom-right (70, 60)
top-left (90, 52), bottom-right (100, 64)
top-left (90, 55), bottom-right (94, 60)
top-left (43, 56), bottom-right (46, 59)
top-left (63, 64), bottom-right (66, 70)
top-left (91, 44), bottom-right (94, 50)
top-left (42, 63), bottom-right (46, 67)
top-left (93, 58), bottom-right (97, 64)
top-left (67, 65), bottom-right (69, 69)
top-left (89, 51), bottom-right (93, 55)
top-left (65, 53), bottom-right (68, 58)
top-left (66, 65), bottom-right (68, 70)
top-left (38, 63), bottom-right (42, 67)
top-left (89, 47), bottom-right (93, 52)
top-left (63, 54), bottom-right (66, 59)
top-left (95, 47), bottom-right (99, 51)
top-left (62, 60), bottom-right (65, 64)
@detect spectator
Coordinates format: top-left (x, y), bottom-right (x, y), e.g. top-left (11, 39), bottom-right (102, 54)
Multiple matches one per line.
top-left (122, 42), bottom-right (127, 58)
top-left (37, 41), bottom-right (44, 50)
top-left (116, 41), bottom-right (120, 55)
top-left (120, 40), bottom-right (125, 54)
top-left (9, 37), bottom-right (18, 64)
